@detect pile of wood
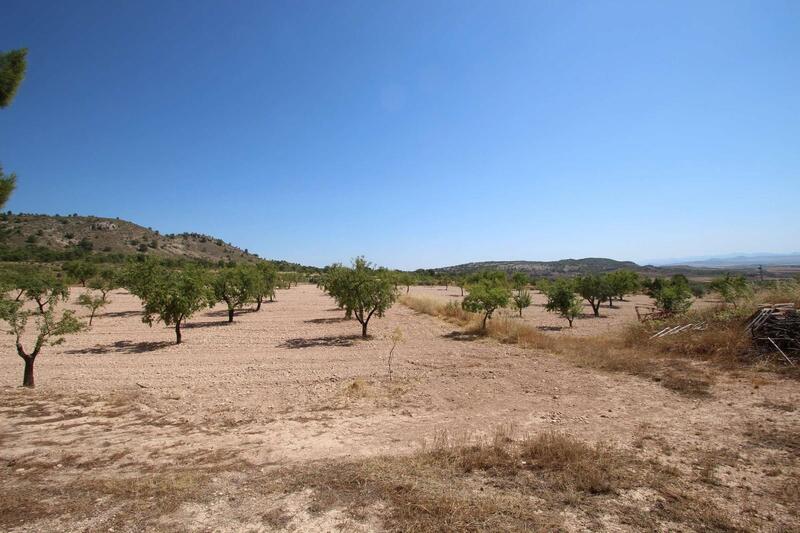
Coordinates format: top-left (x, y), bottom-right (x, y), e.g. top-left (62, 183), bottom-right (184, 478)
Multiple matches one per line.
top-left (745, 303), bottom-right (800, 365)
top-left (650, 322), bottom-right (707, 339)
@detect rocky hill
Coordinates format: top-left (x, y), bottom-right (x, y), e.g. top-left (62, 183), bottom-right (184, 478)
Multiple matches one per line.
top-left (0, 213), bottom-right (266, 265)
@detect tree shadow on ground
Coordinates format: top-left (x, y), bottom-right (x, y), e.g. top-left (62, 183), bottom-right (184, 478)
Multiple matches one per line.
top-left (279, 335), bottom-right (362, 349)
top-left (102, 310), bottom-right (142, 319)
top-left (183, 320), bottom-right (230, 329)
top-left (442, 331), bottom-right (482, 342)
top-left (203, 308), bottom-right (257, 318)
top-left (304, 317), bottom-right (350, 324)
top-left (66, 340), bottom-right (174, 355)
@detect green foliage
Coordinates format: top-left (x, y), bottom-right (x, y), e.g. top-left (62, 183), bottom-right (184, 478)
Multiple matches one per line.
top-left (511, 288), bottom-right (532, 317)
top-left (511, 272), bottom-right (529, 290)
top-left (139, 266), bottom-right (213, 343)
top-left (573, 274), bottom-right (612, 317)
top-left (543, 279), bottom-right (583, 327)
top-left (212, 264), bottom-right (260, 322)
top-left (87, 268), bottom-right (121, 298)
top-left (77, 291), bottom-right (108, 326)
top-left (0, 291), bottom-right (84, 387)
top-left (19, 271), bottom-right (70, 313)
top-left (253, 262), bottom-right (279, 308)
top-left (462, 277), bottom-right (511, 330)
top-left (0, 165), bottom-right (16, 210)
top-left (63, 260), bottom-right (99, 286)
top-left (709, 274), bottom-right (751, 307)
top-left (321, 257), bottom-right (398, 337)
top-left (605, 270), bottom-right (640, 301)
top-left (0, 48), bottom-right (27, 108)
top-left (649, 276), bottom-right (693, 314)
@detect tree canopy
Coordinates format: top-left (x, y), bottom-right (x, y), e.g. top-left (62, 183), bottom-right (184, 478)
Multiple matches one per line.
top-left (462, 277), bottom-right (511, 330)
top-left (321, 257), bottom-right (398, 337)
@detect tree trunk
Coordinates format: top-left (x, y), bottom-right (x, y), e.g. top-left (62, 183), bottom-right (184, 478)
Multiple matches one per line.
top-left (228, 308), bottom-right (234, 322)
top-left (592, 301), bottom-right (600, 317)
top-left (567, 318), bottom-right (574, 328)
top-left (361, 321), bottom-right (368, 338)
top-left (256, 296), bottom-right (262, 311)
top-left (89, 311), bottom-right (95, 326)
top-left (406, 286), bottom-right (410, 293)
top-left (175, 321), bottom-right (182, 344)
top-left (519, 308), bottom-right (523, 317)
top-left (608, 297), bottom-right (614, 308)
top-left (22, 357), bottom-right (34, 388)
top-left (482, 313), bottom-right (489, 331)
top-left (460, 287), bottom-right (464, 296)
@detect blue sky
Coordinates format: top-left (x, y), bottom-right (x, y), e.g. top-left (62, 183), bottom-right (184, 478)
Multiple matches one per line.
top-left (1, 1), bottom-right (798, 269)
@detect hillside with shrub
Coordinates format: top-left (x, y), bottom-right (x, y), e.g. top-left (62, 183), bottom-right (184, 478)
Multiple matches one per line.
top-left (0, 213), bottom-right (314, 271)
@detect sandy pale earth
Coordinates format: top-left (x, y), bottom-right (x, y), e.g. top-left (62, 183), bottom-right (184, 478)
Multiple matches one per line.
top-left (1, 284), bottom-right (797, 531)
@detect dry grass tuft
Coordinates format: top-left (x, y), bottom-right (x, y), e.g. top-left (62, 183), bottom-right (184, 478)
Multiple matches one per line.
top-left (257, 428), bottom-right (750, 531)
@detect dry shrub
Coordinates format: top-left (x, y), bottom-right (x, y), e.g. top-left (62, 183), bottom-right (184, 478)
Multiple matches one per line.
top-left (345, 377), bottom-right (371, 398)
top-left (400, 294), bottom-right (474, 325)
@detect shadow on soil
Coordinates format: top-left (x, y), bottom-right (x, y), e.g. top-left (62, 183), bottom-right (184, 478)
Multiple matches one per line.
top-left (66, 340), bottom-right (174, 354)
top-left (204, 308), bottom-right (258, 318)
top-left (102, 310), bottom-right (142, 319)
top-left (183, 320), bottom-right (230, 329)
top-left (305, 317), bottom-right (350, 324)
top-left (279, 335), bottom-right (362, 349)
top-left (442, 331), bottom-right (483, 342)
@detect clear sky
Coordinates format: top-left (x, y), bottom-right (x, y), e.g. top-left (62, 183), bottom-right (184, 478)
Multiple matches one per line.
top-left (1, 1), bottom-right (798, 269)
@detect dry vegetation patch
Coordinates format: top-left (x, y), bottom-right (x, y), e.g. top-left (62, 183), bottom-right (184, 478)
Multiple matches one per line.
top-left (253, 429), bottom-right (755, 532)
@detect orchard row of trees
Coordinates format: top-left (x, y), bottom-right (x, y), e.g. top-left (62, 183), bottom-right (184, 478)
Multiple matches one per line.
top-left (0, 260), bottom-right (305, 387)
top-left (427, 270), bottom-right (752, 329)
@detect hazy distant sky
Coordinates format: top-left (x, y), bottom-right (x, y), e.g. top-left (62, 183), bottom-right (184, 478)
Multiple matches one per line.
top-left (1, 1), bottom-right (798, 269)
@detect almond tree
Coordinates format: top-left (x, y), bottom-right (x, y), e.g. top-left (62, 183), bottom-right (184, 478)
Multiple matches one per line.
top-left (543, 280), bottom-right (583, 328)
top-left (213, 264), bottom-right (259, 322)
top-left (20, 272), bottom-right (70, 313)
top-left (254, 262), bottom-right (278, 310)
top-left (462, 277), bottom-right (511, 331)
top-left (511, 288), bottom-right (532, 317)
top-left (574, 274), bottom-right (612, 317)
top-left (77, 291), bottom-right (108, 326)
top-left (322, 257), bottom-right (398, 337)
top-left (0, 296), bottom-right (84, 387)
top-left (140, 267), bottom-right (213, 344)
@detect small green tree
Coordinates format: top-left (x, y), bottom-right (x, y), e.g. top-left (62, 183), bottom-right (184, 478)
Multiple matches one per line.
top-left (20, 272), bottom-right (70, 313)
top-left (0, 296), bottom-right (84, 387)
top-left (544, 280), bottom-right (583, 327)
top-left (511, 288), bottom-right (532, 317)
top-left (462, 278), bottom-right (511, 330)
top-left (77, 291), bottom-right (108, 326)
top-left (573, 274), bottom-right (612, 317)
top-left (709, 274), bottom-right (751, 308)
top-left (652, 278), bottom-right (693, 314)
top-left (64, 260), bottom-right (99, 287)
top-left (254, 262), bottom-right (279, 310)
top-left (322, 257), bottom-right (398, 337)
top-left (213, 264), bottom-right (259, 322)
top-left (605, 270), bottom-right (640, 305)
top-left (140, 267), bottom-right (213, 344)
top-left (511, 272), bottom-right (529, 290)
top-left (87, 268), bottom-right (120, 299)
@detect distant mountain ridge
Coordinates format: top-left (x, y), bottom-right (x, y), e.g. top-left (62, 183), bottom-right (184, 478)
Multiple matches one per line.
top-left (434, 258), bottom-right (641, 276)
top-left (657, 253), bottom-right (800, 268)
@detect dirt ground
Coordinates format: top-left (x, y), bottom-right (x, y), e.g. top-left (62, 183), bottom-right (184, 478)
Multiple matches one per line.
top-left (1, 284), bottom-right (798, 531)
